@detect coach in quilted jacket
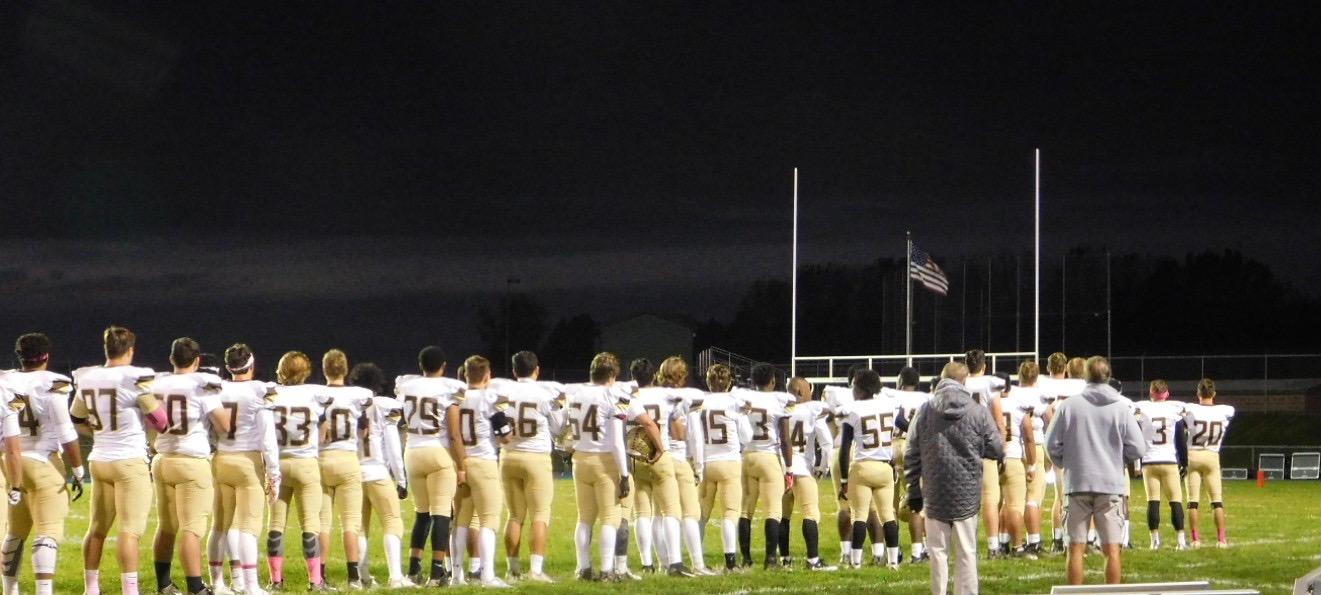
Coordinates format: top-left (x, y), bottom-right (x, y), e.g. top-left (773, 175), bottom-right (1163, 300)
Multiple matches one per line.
top-left (904, 362), bottom-right (1004, 595)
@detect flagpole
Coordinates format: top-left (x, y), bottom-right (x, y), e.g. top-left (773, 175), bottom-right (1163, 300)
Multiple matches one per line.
top-left (906, 230), bottom-right (913, 366)
top-left (1033, 148), bottom-right (1041, 361)
top-left (791, 167), bottom-right (799, 377)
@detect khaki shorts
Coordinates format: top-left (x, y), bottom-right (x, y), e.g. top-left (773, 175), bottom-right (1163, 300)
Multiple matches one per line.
top-left (1000, 458), bottom-right (1027, 515)
top-left (786, 472), bottom-right (820, 522)
top-left (362, 478), bottom-right (404, 537)
top-left (741, 451), bottom-right (783, 519)
top-left (456, 458), bottom-right (502, 531)
top-left (847, 460), bottom-right (896, 523)
top-left (1142, 463), bottom-right (1184, 504)
top-left (154, 454), bottom-right (215, 538)
top-left (1064, 493), bottom-right (1125, 545)
top-left (214, 451), bottom-right (267, 536)
top-left (319, 450), bottom-right (363, 534)
top-left (8, 455), bottom-right (69, 540)
top-left (1187, 450), bottom-right (1223, 504)
top-left (635, 452), bottom-right (680, 519)
top-left (572, 452), bottom-right (622, 527)
top-left (672, 456), bottom-right (701, 521)
top-left (500, 450), bottom-right (554, 525)
top-left (271, 457), bottom-right (322, 535)
top-left (1026, 445), bottom-right (1047, 507)
top-left (89, 458), bottom-right (152, 538)
top-left (892, 437), bottom-right (907, 514)
top-left (981, 459), bottom-right (1000, 506)
top-left (405, 445), bottom-right (457, 516)
top-left (700, 460), bottom-right (742, 524)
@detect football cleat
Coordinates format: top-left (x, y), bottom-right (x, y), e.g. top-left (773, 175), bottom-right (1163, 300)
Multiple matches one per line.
top-left (1014, 546), bottom-right (1038, 561)
top-left (480, 577), bottom-right (512, 589)
top-left (780, 556), bottom-right (794, 568)
top-left (524, 572), bottom-right (555, 583)
top-left (667, 564), bottom-right (696, 578)
top-left (870, 555), bottom-right (885, 567)
top-left (1191, 540), bottom-right (1202, 549)
top-left (909, 551), bottom-right (930, 564)
top-left (422, 578), bottom-right (448, 588)
top-left (159, 586), bottom-right (184, 595)
top-left (806, 559), bottom-right (838, 571)
top-left (213, 585), bottom-right (236, 595)
top-left (242, 586), bottom-right (270, 595)
top-left (386, 577), bottom-right (416, 588)
top-left (344, 580), bottom-right (364, 591)
top-left (1216, 541), bottom-right (1229, 549)
top-left (264, 582), bottom-right (284, 593)
top-left (576, 569), bottom-right (596, 582)
top-left (307, 583), bottom-right (339, 592)
top-left (694, 566), bottom-right (718, 576)
top-left (616, 568), bottom-right (642, 581)
top-left (359, 574), bottom-right (376, 588)
top-left (1051, 538), bottom-right (1066, 553)
top-left (639, 564), bottom-right (657, 574)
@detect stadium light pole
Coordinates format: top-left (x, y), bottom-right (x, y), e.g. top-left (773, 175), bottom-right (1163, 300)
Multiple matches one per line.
top-left (905, 230), bottom-right (913, 366)
top-left (791, 167), bottom-right (798, 377)
top-left (1034, 148), bottom-right (1040, 362)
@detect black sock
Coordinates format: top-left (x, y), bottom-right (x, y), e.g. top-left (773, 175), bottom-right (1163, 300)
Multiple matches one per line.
top-left (882, 520), bottom-right (899, 548)
top-left (267, 531), bottom-right (284, 557)
top-left (723, 552), bottom-right (737, 570)
top-left (616, 520), bottom-right (630, 557)
top-left (347, 561), bottom-right (360, 581)
top-left (737, 518), bottom-right (752, 561)
top-left (301, 532), bottom-right (319, 559)
top-left (850, 520), bottom-right (868, 552)
top-left (778, 517), bottom-right (791, 557)
top-left (185, 576), bottom-right (205, 594)
top-left (1170, 502), bottom-right (1186, 532)
top-left (803, 519), bottom-right (820, 560)
top-left (408, 556), bottom-right (422, 576)
top-left (431, 515), bottom-right (451, 553)
top-left (154, 561), bottom-right (172, 590)
top-left (763, 518), bottom-right (780, 561)
top-left (410, 512), bottom-right (433, 550)
top-left (430, 558), bottom-right (448, 580)
top-left (1148, 501), bottom-right (1161, 531)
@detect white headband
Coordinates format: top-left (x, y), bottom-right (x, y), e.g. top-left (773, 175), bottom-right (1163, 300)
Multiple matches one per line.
top-left (227, 355), bottom-right (255, 373)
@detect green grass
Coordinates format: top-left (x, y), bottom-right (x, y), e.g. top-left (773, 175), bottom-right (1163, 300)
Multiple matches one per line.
top-left (41, 478), bottom-right (1320, 594)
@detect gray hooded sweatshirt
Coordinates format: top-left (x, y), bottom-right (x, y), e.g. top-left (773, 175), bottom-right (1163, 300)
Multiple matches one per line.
top-left (904, 378), bottom-right (1004, 522)
top-left (1044, 382), bottom-right (1147, 495)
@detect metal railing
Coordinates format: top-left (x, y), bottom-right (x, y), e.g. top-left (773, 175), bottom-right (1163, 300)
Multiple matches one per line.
top-left (792, 351), bottom-right (1037, 384)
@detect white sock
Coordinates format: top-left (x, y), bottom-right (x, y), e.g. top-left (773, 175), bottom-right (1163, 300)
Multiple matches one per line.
top-left (3, 576), bottom-right (19, 594)
top-left (243, 566), bottom-right (259, 594)
top-left (120, 572), bottom-right (139, 595)
top-left (651, 517), bottom-right (667, 566)
top-left (850, 548), bottom-right (863, 566)
top-left (453, 527), bottom-right (469, 581)
top-left (871, 542), bottom-right (883, 557)
top-left (911, 542), bottom-right (925, 558)
top-left (469, 556), bottom-right (480, 575)
top-left (1053, 527), bottom-right (1063, 540)
top-left (1088, 528), bottom-right (1098, 544)
top-left (479, 528), bottom-right (496, 581)
top-left (683, 519), bottom-right (705, 569)
top-left (615, 554), bottom-right (629, 572)
top-left (988, 536), bottom-right (999, 551)
top-left (999, 532), bottom-right (1009, 544)
top-left (887, 546), bottom-right (899, 565)
top-left (600, 527), bottom-right (617, 573)
top-left (35, 579), bottom-right (53, 595)
top-left (635, 516), bottom-right (654, 566)
top-left (357, 536), bottom-right (368, 568)
top-left (85, 570), bottom-right (100, 595)
top-left (384, 534), bottom-right (402, 580)
top-left (1176, 531), bottom-right (1187, 547)
top-left (530, 554), bottom-right (544, 575)
top-left (840, 542), bottom-right (851, 559)
top-left (1027, 533), bottom-right (1040, 545)
top-left (663, 517), bottom-right (682, 565)
top-left (721, 520), bottom-right (738, 555)
top-left (1123, 520), bottom-right (1131, 544)
top-left (574, 523), bottom-right (592, 571)
top-left (208, 531), bottom-right (226, 585)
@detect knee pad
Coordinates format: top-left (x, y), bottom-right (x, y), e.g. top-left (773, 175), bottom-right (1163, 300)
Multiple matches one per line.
top-left (430, 515), bottom-right (451, 552)
top-left (1187, 502), bottom-right (1199, 510)
top-left (882, 520), bottom-right (900, 548)
top-left (410, 512), bottom-right (432, 550)
top-left (301, 532), bottom-right (319, 559)
top-left (1146, 501), bottom-right (1161, 530)
top-left (1211, 502), bottom-right (1223, 510)
top-left (31, 536), bottom-right (57, 574)
top-left (267, 531), bottom-right (284, 557)
top-left (2, 537), bottom-right (23, 576)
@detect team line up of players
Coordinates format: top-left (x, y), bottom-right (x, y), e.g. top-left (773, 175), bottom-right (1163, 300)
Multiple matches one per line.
top-left (0, 327), bottom-right (1236, 594)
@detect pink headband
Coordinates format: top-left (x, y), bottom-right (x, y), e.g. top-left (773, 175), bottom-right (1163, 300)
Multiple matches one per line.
top-left (19, 353), bottom-right (49, 363)
top-left (1151, 390), bottom-right (1169, 400)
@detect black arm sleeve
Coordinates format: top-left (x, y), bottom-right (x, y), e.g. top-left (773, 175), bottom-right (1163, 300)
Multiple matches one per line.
top-left (895, 411), bottom-right (909, 433)
top-left (838, 423), bottom-right (855, 482)
top-left (1174, 420), bottom-right (1188, 467)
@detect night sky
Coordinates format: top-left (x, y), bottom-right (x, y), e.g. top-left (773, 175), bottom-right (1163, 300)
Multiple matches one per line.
top-left (2, 2), bottom-right (1318, 368)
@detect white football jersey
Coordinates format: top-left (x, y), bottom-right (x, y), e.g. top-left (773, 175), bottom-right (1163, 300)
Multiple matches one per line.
top-left (733, 389), bottom-right (792, 455)
top-left (838, 396), bottom-right (899, 462)
top-left (1001, 389), bottom-right (1039, 460)
top-left (784, 400), bottom-right (832, 476)
top-left (629, 386), bottom-right (686, 449)
top-left (564, 384), bottom-right (628, 454)
top-left (216, 380), bottom-right (276, 452)
top-left (695, 391), bottom-right (746, 463)
top-left (1134, 399), bottom-right (1188, 464)
top-left (491, 378), bottom-right (564, 454)
top-left (1038, 376), bottom-right (1085, 402)
top-left (320, 385), bottom-right (372, 453)
top-left (0, 377), bottom-right (26, 449)
top-left (964, 375), bottom-right (1005, 410)
top-left (269, 384), bottom-right (328, 459)
top-left (1183, 403), bottom-right (1235, 453)
top-left (1008, 385), bottom-right (1047, 446)
top-left (152, 372), bottom-right (225, 457)
top-left (71, 365), bottom-right (158, 462)
top-left (2, 371), bottom-right (78, 461)
top-left (457, 388), bottom-right (503, 461)
top-left (666, 387), bottom-right (705, 461)
top-left (883, 388), bottom-right (931, 439)
top-left (361, 396), bottom-right (406, 483)
top-left (822, 385), bottom-right (856, 448)
top-left (395, 375), bottom-right (465, 450)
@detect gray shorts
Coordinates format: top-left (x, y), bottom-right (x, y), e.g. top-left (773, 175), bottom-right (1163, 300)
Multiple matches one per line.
top-left (1064, 492), bottom-right (1126, 545)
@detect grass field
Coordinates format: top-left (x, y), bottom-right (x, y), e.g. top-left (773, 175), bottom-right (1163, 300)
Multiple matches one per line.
top-left (39, 478), bottom-right (1320, 594)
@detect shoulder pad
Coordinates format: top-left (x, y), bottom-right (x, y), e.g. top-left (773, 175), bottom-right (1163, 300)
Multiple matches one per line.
top-left (135, 375), bottom-right (156, 390)
top-left (50, 379), bottom-right (73, 394)
top-left (452, 390), bottom-right (467, 404)
top-left (385, 407), bottom-right (404, 422)
top-left (688, 399), bottom-right (704, 412)
top-left (493, 395), bottom-right (511, 412)
top-left (263, 385), bottom-right (280, 403)
top-left (553, 393), bottom-right (568, 409)
top-left (614, 401), bottom-right (631, 415)
top-left (616, 394), bottom-right (632, 407)
top-left (784, 401), bottom-right (798, 414)
top-left (6, 397), bottom-right (26, 412)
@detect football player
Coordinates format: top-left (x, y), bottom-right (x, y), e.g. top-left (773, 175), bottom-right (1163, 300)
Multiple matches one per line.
top-left (71, 326), bottom-right (167, 595)
top-left (1134, 379), bottom-right (1188, 550)
top-left (998, 369), bottom-right (1038, 557)
top-left (396, 346), bottom-right (465, 586)
top-left (883, 367), bottom-right (931, 564)
top-left (316, 350), bottom-right (372, 588)
top-left (265, 351), bottom-right (331, 591)
top-left (347, 362), bottom-right (411, 588)
top-left (693, 363), bottom-right (752, 572)
top-left (1015, 361), bottom-right (1049, 556)
top-left (821, 368), bottom-right (882, 565)
top-left (1040, 354), bottom-right (1086, 552)
top-left (1181, 378), bottom-right (1234, 548)
top-left (208, 344), bottom-right (280, 595)
top-left (491, 351), bottom-right (563, 583)
top-left (149, 338), bottom-right (231, 595)
top-left (565, 353), bottom-right (663, 581)
top-left (1, 333), bottom-right (83, 595)
top-left (450, 356), bottom-right (512, 588)
top-left (835, 369), bottom-right (902, 569)
top-left (625, 359), bottom-right (693, 577)
top-left (654, 356), bottom-right (713, 576)
top-left (961, 349), bottom-right (1007, 558)
top-left (734, 364), bottom-right (793, 570)
top-left (777, 376), bottom-right (835, 571)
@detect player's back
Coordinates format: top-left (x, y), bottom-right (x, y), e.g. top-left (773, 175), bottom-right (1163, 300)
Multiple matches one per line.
top-left (1002, 387), bottom-right (1040, 458)
top-left (321, 385), bottom-right (372, 453)
top-left (884, 388), bottom-right (931, 439)
top-left (734, 389), bottom-right (791, 453)
top-left (631, 386), bottom-right (684, 445)
top-left (1135, 399), bottom-right (1186, 463)
top-left (396, 375), bottom-right (464, 449)
top-left (1184, 403), bottom-right (1235, 453)
top-left (784, 400), bottom-right (829, 466)
top-left (361, 395), bottom-right (403, 468)
top-left (152, 372), bottom-right (224, 457)
top-left (666, 387), bottom-right (704, 456)
top-left (457, 388), bottom-right (501, 460)
top-left (492, 378), bottom-right (562, 454)
top-left (72, 365), bottom-right (158, 461)
top-left (964, 374), bottom-right (1004, 409)
top-left (4, 370), bottom-right (76, 456)
top-left (698, 391), bottom-right (744, 461)
top-left (270, 383), bottom-right (326, 458)
top-left (840, 396), bottom-right (898, 462)
top-left (217, 379), bottom-right (275, 452)
top-left (564, 384), bottom-right (622, 454)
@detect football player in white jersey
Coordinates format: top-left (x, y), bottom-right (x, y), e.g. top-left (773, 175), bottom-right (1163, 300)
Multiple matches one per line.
top-left (961, 349), bottom-right (1007, 558)
top-left (1134, 379), bottom-right (1189, 550)
top-left (1040, 354), bottom-right (1086, 552)
top-left (316, 350), bottom-right (372, 589)
top-left (820, 367), bottom-right (883, 566)
top-left (1, 334), bottom-right (83, 595)
top-left (491, 351), bottom-right (564, 583)
top-left (777, 376), bottom-right (835, 571)
top-left (623, 359), bottom-right (693, 577)
top-left (564, 353), bottom-right (663, 581)
top-left (733, 364), bottom-right (793, 570)
top-left (1013, 361), bottom-right (1049, 556)
top-left (882, 367), bottom-right (931, 563)
top-left (654, 356), bottom-right (713, 576)
top-left (450, 356), bottom-right (512, 588)
top-left (266, 352), bottom-right (331, 591)
top-left (346, 363), bottom-right (411, 588)
top-left (149, 338), bottom-right (231, 595)
top-left (71, 326), bottom-right (167, 595)
top-left (997, 369), bottom-right (1038, 558)
top-left (692, 363), bottom-right (752, 572)
top-left (1182, 378), bottom-right (1234, 548)
top-left (206, 344), bottom-right (280, 595)
top-left (835, 369), bottom-right (903, 569)
top-left (396, 346), bottom-right (465, 586)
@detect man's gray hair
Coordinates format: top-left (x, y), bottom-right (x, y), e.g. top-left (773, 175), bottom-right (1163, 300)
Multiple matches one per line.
top-left (1085, 356), bottom-right (1111, 384)
top-left (940, 361), bottom-right (969, 383)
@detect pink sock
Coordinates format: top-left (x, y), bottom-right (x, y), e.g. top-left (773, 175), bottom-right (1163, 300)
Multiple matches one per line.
top-left (306, 556), bottom-right (323, 585)
top-left (268, 556), bottom-right (284, 583)
top-left (1190, 529), bottom-right (1199, 541)
top-left (1216, 528), bottom-right (1226, 542)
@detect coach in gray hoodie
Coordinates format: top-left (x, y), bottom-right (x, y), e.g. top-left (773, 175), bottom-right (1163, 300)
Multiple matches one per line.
top-left (905, 362), bottom-right (1003, 595)
top-left (1045, 356), bottom-right (1147, 586)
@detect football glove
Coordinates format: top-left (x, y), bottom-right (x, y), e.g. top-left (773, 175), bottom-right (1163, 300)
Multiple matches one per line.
top-left (7, 489), bottom-right (21, 505)
top-left (618, 475), bottom-right (631, 500)
top-left (907, 495), bottom-right (923, 514)
top-left (69, 465), bottom-right (86, 502)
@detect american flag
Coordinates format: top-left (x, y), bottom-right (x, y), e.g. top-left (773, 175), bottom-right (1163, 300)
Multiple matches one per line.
top-left (909, 245), bottom-right (949, 296)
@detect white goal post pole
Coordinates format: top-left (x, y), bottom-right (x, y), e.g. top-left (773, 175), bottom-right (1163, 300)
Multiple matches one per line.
top-left (1034, 148), bottom-right (1041, 362)
top-left (791, 167), bottom-right (799, 377)
top-left (906, 230), bottom-right (913, 366)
